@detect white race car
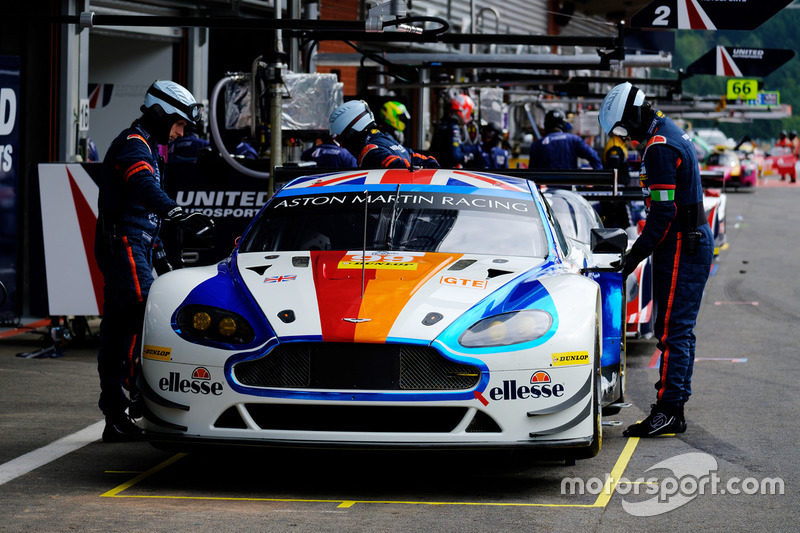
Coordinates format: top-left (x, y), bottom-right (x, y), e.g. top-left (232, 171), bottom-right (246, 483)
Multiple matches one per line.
top-left (139, 169), bottom-right (626, 459)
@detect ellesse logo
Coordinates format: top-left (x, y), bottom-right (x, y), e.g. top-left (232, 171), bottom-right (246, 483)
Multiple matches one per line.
top-left (158, 367), bottom-right (223, 395)
top-left (488, 371), bottom-right (565, 401)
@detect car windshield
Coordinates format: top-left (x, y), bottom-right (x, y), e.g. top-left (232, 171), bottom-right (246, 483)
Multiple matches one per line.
top-left (544, 191), bottom-right (603, 243)
top-left (707, 152), bottom-right (737, 167)
top-left (771, 146), bottom-right (793, 156)
top-left (695, 129), bottom-right (730, 147)
top-left (239, 189), bottom-right (549, 258)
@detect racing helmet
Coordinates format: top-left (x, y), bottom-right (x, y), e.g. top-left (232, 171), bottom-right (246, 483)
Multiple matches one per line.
top-left (544, 109), bottom-right (570, 132)
top-left (329, 100), bottom-right (376, 141)
top-left (598, 82), bottom-right (646, 139)
top-left (605, 134), bottom-right (628, 154)
top-left (143, 80), bottom-right (202, 126)
top-left (482, 122), bottom-right (502, 144)
top-left (466, 121), bottom-right (480, 145)
top-left (450, 94), bottom-right (475, 124)
top-left (380, 101), bottom-right (410, 132)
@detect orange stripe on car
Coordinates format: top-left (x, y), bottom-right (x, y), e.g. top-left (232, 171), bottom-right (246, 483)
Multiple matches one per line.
top-left (352, 253), bottom-right (461, 343)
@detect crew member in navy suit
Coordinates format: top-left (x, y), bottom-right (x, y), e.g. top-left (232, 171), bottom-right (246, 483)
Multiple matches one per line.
top-left (530, 109), bottom-right (602, 170)
top-left (599, 82), bottom-right (714, 437)
top-left (329, 100), bottom-right (439, 169)
top-left (95, 80), bottom-right (214, 442)
top-left (300, 133), bottom-right (357, 168)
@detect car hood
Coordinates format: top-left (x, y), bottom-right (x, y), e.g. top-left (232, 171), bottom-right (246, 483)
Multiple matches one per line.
top-left (236, 250), bottom-right (549, 343)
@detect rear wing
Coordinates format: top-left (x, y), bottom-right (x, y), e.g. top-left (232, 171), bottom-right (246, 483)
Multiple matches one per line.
top-left (273, 166), bottom-right (643, 200)
top-left (700, 169), bottom-right (727, 189)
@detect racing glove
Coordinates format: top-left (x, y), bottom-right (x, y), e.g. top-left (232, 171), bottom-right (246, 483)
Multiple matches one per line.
top-left (166, 207), bottom-right (215, 237)
top-left (621, 250), bottom-right (647, 279)
top-left (153, 246), bottom-right (173, 276)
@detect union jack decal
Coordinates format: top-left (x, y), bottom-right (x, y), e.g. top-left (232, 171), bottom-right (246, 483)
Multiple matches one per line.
top-left (284, 169), bottom-right (529, 192)
top-left (264, 275), bottom-right (297, 283)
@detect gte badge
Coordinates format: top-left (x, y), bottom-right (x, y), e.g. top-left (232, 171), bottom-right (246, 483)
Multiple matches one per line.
top-left (439, 276), bottom-right (488, 289)
top-left (551, 351), bottom-right (589, 367)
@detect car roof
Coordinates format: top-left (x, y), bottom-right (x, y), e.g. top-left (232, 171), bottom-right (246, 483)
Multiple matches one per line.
top-left (280, 169), bottom-right (533, 194)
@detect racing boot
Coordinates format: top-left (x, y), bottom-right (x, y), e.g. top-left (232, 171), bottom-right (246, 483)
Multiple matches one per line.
top-left (102, 413), bottom-right (143, 443)
top-left (128, 390), bottom-right (143, 420)
top-left (623, 402), bottom-right (687, 438)
top-left (676, 404), bottom-right (687, 433)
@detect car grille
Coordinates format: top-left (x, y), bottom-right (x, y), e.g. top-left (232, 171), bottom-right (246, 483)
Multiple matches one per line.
top-left (232, 342), bottom-right (481, 391)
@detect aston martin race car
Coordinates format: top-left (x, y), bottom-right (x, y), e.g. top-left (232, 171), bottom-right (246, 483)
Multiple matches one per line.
top-left (139, 169), bottom-right (626, 459)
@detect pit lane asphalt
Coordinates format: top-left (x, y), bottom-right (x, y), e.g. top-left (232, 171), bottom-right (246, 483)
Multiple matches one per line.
top-left (1, 177), bottom-right (798, 532)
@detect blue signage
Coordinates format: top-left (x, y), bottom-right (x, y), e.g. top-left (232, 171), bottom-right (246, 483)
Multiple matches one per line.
top-left (0, 55), bottom-right (20, 316)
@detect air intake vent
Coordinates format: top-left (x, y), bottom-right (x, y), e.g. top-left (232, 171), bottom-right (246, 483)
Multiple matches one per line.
top-left (233, 343), bottom-right (481, 391)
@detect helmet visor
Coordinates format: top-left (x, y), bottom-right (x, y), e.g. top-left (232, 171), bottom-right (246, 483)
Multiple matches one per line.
top-left (611, 124), bottom-right (629, 138)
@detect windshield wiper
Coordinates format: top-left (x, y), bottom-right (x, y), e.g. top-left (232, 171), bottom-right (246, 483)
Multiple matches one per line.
top-left (386, 183), bottom-right (401, 250)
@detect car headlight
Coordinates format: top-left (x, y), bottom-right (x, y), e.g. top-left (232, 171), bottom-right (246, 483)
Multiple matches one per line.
top-left (176, 305), bottom-right (255, 344)
top-left (459, 310), bottom-right (553, 348)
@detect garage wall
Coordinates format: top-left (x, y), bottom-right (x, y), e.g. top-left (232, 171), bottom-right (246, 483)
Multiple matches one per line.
top-left (87, 35), bottom-right (173, 159)
top-left (416, 0), bottom-right (549, 37)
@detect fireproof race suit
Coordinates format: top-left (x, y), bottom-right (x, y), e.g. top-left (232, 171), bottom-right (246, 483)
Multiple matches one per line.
top-left (358, 129), bottom-right (439, 169)
top-left (626, 110), bottom-right (714, 407)
top-left (94, 121), bottom-right (179, 418)
top-left (430, 116), bottom-right (468, 168)
top-left (529, 131), bottom-right (603, 170)
top-left (301, 143), bottom-right (357, 168)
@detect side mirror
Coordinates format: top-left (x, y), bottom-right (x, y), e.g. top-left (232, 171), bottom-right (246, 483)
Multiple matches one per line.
top-left (590, 227), bottom-right (627, 254)
top-left (586, 227), bottom-right (627, 272)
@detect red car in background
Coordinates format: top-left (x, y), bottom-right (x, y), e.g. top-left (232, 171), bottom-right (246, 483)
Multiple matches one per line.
top-left (762, 146), bottom-right (797, 182)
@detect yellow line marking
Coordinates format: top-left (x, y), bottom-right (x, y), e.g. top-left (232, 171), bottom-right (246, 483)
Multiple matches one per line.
top-left (591, 436), bottom-right (639, 508)
top-left (101, 453), bottom-right (188, 497)
top-left (103, 438), bottom-right (641, 509)
top-left (104, 470), bottom-right (145, 474)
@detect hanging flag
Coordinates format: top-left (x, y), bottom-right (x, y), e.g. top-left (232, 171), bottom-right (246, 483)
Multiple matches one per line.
top-left (631, 0), bottom-right (792, 31)
top-left (686, 46), bottom-right (795, 77)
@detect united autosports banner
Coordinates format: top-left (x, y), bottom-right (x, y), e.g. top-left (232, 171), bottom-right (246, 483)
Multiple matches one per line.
top-left (686, 46), bottom-right (795, 78)
top-left (0, 55), bottom-right (20, 316)
top-left (34, 159), bottom-right (270, 317)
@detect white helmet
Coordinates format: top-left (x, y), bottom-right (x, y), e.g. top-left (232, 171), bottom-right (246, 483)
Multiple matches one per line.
top-left (329, 100), bottom-right (375, 140)
top-left (598, 82), bottom-right (645, 138)
top-left (143, 80), bottom-right (201, 125)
